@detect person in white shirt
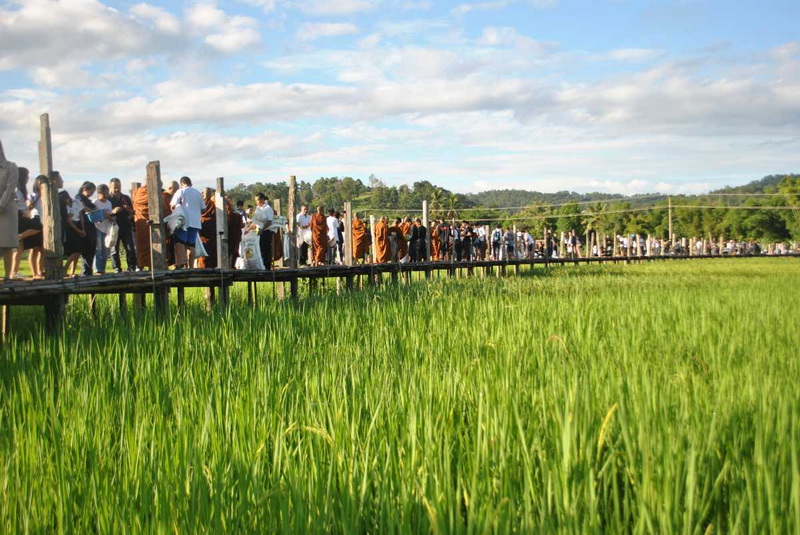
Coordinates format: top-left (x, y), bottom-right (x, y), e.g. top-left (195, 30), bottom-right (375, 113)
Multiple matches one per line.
top-left (474, 225), bottom-right (487, 260)
top-left (523, 230), bottom-right (535, 259)
top-left (92, 184), bottom-right (114, 275)
top-left (326, 208), bottom-right (339, 264)
top-left (170, 176), bottom-right (204, 268)
top-left (252, 192), bottom-right (274, 270)
top-left (295, 204), bottom-right (311, 266)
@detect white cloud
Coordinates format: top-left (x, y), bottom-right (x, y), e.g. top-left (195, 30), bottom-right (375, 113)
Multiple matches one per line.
top-left (398, 1), bottom-right (431, 9)
top-left (529, 0), bottom-right (557, 8)
top-left (451, 0), bottom-right (510, 17)
top-left (478, 27), bottom-right (558, 55)
top-left (130, 3), bottom-right (182, 34)
top-left (606, 48), bottom-right (664, 62)
top-left (357, 33), bottom-right (382, 49)
top-left (297, 23), bottom-right (359, 41)
top-left (31, 64), bottom-right (93, 89)
top-left (295, 0), bottom-right (378, 16)
top-left (0, 0), bottom-right (169, 70)
top-left (239, 0), bottom-right (279, 11)
top-left (187, 2), bottom-right (261, 52)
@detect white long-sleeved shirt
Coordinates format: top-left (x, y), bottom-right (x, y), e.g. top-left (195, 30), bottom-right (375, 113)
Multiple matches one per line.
top-left (326, 215), bottom-right (339, 243)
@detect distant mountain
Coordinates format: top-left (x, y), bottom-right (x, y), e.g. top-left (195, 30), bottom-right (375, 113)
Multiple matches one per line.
top-left (462, 189), bottom-right (664, 211)
top-left (464, 189), bottom-right (624, 209)
top-left (710, 174), bottom-right (798, 194)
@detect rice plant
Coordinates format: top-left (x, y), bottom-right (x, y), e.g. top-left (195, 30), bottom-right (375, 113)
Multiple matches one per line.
top-left (1, 258), bottom-right (798, 534)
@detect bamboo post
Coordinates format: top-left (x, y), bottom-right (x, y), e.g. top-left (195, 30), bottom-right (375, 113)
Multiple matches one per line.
top-left (38, 114), bottom-right (65, 331)
top-left (344, 202), bottom-right (353, 267)
top-left (370, 215), bottom-right (377, 262)
top-left (1, 306), bottom-right (9, 344)
top-left (215, 177), bottom-right (230, 308)
top-left (205, 287), bottom-right (215, 313)
top-left (668, 196), bottom-right (673, 244)
top-left (422, 200), bottom-right (430, 261)
top-left (273, 198), bottom-right (285, 300)
top-left (585, 230), bottom-right (590, 258)
top-left (544, 226), bottom-right (550, 268)
top-left (287, 176), bottom-right (297, 269)
top-left (344, 201), bottom-right (354, 290)
top-left (146, 161), bottom-right (169, 317)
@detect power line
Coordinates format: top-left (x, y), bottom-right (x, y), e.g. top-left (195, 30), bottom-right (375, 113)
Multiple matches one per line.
top-left (428, 194), bottom-right (669, 213)
top-left (673, 204), bottom-right (799, 210)
top-left (425, 204), bottom-right (798, 225)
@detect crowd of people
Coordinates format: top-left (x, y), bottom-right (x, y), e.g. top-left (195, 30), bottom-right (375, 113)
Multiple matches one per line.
top-left (0, 154), bottom-right (260, 279)
top-left (0, 143), bottom-right (794, 281)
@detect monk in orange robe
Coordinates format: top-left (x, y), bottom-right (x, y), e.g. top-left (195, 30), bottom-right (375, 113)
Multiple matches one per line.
top-left (374, 216), bottom-right (391, 263)
top-left (430, 222), bottom-right (440, 261)
top-left (393, 218), bottom-right (409, 261)
top-left (132, 185), bottom-right (152, 269)
top-left (197, 188), bottom-right (216, 268)
top-left (352, 213), bottom-right (369, 263)
top-left (310, 206), bottom-right (328, 266)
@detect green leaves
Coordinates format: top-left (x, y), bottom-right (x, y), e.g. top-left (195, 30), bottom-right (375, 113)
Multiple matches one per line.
top-left (0, 259), bottom-right (799, 533)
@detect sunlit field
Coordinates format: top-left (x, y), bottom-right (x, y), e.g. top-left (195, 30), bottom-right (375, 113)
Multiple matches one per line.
top-left (1, 258), bottom-right (799, 533)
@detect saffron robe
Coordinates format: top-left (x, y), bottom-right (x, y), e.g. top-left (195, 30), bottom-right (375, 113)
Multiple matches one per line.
top-left (311, 213), bottom-right (328, 264)
top-left (374, 220), bottom-right (391, 263)
top-left (132, 186), bottom-right (152, 269)
top-left (352, 218), bottom-right (369, 261)
top-left (430, 225), bottom-right (440, 260)
top-left (395, 223), bottom-right (410, 260)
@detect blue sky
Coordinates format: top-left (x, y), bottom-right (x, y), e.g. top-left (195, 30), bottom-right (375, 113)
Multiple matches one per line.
top-left (1, 0), bottom-right (798, 195)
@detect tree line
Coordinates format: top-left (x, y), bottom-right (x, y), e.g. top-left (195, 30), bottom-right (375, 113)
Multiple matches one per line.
top-left (224, 174), bottom-right (800, 242)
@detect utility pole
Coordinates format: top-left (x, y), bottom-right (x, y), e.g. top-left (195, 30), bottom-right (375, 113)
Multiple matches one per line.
top-left (668, 196), bottom-right (673, 243)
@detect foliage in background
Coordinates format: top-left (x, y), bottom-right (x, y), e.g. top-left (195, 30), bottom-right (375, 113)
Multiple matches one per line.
top-left (223, 174), bottom-right (800, 239)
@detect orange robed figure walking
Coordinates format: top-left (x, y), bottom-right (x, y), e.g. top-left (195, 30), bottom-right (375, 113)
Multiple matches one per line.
top-left (352, 212), bottom-right (369, 263)
top-left (392, 218), bottom-right (409, 261)
top-left (430, 223), bottom-right (440, 261)
top-left (374, 216), bottom-right (391, 263)
top-left (310, 206), bottom-right (328, 266)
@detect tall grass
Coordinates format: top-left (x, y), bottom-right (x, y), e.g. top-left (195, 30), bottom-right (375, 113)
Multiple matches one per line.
top-left (1, 259), bottom-right (799, 533)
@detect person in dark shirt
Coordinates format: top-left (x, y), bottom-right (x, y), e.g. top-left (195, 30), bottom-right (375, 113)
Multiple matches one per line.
top-left (438, 221), bottom-right (450, 261)
top-left (413, 218), bottom-right (427, 262)
top-left (459, 221), bottom-right (473, 262)
top-left (108, 177), bottom-right (137, 272)
top-left (409, 219), bottom-right (420, 262)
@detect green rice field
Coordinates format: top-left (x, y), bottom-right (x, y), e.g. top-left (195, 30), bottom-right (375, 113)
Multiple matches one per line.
top-left (1, 258), bottom-right (799, 533)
